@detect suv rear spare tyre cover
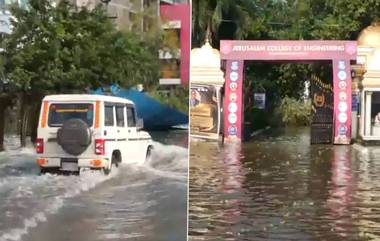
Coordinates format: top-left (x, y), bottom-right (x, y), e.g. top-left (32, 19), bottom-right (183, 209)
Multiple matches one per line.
top-left (57, 119), bottom-right (91, 156)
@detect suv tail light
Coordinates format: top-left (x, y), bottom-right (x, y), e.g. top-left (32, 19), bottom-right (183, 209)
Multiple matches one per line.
top-left (95, 139), bottom-right (105, 155)
top-left (36, 138), bottom-right (44, 154)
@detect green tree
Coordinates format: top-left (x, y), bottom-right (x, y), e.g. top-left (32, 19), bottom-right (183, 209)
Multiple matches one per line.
top-left (0, 36), bottom-right (13, 152)
top-left (0, 0), bottom-right (160, 149)
top-left (5, 0), bottom-right (159, 92)
top-left (192, 0), bottom-right (252, 48)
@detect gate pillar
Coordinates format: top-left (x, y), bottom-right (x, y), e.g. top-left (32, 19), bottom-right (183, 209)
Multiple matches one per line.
top-left (224, 60), bottom-right (244, 141)
top-left (333, 59), bottom-right (352, 144)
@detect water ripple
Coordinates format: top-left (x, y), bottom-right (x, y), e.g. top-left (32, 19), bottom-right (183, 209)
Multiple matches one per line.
top-left (189, 128), bottom-right (380, 241)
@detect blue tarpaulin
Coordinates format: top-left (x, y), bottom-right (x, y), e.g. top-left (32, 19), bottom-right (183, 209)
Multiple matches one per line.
top-left (93, 87), bottom-right (188, 131)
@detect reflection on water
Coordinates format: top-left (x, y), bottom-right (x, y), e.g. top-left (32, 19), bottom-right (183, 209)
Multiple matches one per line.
top-left (189, 128), bottom-right (380, 240)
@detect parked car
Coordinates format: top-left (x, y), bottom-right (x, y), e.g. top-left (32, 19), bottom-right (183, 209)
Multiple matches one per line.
top-left (36, 94), bottom-right (153, 175)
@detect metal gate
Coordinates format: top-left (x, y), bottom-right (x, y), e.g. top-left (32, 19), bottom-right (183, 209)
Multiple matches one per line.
top-left (310, 74), bottom-right (333, 144)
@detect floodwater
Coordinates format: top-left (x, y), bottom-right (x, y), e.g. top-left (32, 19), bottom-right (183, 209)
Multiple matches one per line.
top-left (0, 130), bottom-right (188, 241)
top-left (189, 127), bottom-right (380, 241)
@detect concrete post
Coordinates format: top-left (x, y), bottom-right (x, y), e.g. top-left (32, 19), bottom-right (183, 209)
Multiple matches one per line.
top-left (365, 91), bottom-right (373, 136)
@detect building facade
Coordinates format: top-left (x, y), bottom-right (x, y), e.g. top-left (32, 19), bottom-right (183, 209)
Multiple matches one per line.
top-left (354, 24), bottom-right (380, 142)
top-left (72, 0), bottom-right (157, 32)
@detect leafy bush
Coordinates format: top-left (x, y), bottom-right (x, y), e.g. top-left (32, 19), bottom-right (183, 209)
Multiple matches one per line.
top-left (248, 108), bottom-right (269, 131)
top-left (277, 97), bottom-right (311, 126)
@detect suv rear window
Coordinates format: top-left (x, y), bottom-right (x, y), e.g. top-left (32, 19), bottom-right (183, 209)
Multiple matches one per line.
top-left (48, 103), bottom-right (94, 127)
top-left (127, 106), bottom-right (136, 127)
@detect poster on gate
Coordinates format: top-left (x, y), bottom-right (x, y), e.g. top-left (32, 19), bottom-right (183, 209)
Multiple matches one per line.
top-left (190, 85), bottom-right (221, 139)
top-left (253, 93), bottom-right (266, 109)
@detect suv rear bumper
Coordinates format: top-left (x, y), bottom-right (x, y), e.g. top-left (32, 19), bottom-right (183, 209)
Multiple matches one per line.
top-left (36, 157), bottom-right (110, 169)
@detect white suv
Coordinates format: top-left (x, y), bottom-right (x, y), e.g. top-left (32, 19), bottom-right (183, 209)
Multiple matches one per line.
top-left (36, 94), bottom-right (153, 175)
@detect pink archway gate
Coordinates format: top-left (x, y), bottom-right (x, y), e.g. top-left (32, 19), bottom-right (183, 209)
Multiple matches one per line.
top-left (221, 40), bottom-right (357, 144)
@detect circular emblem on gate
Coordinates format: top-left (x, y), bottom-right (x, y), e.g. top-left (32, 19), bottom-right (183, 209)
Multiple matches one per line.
top-left (228, 125), bottom-right (237, 135)
top-left (339, 92), bottom-right (347, 101)
top-left (228, 113), bottom-right (237, 124)
top-left (338, 112), bottom-right (348, 123)
top-left (338, 70), bottom-right (347, 81)
top-left (338, 81), bottom-right (347, 89)
top-left (338, 61), bottom-right (346, 70)
top-left (338, 125), bottom-right (347, 135)
top-left (231, 61), bottom-right (239, 71)
top-left (338, 101), bottom-right (348, 112)
top-left (221, 44), bottom-right (232, 55)
top-left (228, 102), bottom-right (238, 113)
top-left (230, 93), bottom-right (237, 102)
top-left (230, 71), bottom-right (239, 82)
top-left (230, 82), bottom-right (238, 91)
top-left (313, 93), bottom-right (325, 107)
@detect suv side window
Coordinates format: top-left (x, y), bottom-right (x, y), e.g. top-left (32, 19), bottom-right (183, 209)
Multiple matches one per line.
top-left (104, 105), bottom-right (114, 126)
top-left (126, 106), bottom-right (136, 127)
top-left (116, 105), bottom-right (125, 127)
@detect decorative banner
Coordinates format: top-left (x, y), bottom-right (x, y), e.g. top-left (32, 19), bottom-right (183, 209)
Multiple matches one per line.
top-left (224, 60), bottom-right (244, 140)
top-left (220, 40), bottom-right (357, 61)
top-left (333, 59), bottom-right (352, 144)
top-left (190, 84), bottom-right (220, 139)
top-left (253, 93), bottom-right (266, 109)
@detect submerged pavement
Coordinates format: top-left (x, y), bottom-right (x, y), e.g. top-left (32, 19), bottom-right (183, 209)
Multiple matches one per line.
top-left (189, 127), bottom-right (380, 241)
top-left (0, 131), bottom-right (188, 241)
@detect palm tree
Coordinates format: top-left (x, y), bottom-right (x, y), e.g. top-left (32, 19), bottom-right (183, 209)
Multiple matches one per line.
top-left (192, 0), bottom-right (252, 48)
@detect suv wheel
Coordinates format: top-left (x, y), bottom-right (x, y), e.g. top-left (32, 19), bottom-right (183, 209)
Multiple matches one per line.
top-left (114, 153), bottom-right (121, 168)
top-left (145, 146), bottom-right (153, 163)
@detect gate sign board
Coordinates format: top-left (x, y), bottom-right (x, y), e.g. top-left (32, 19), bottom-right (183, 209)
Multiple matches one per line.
top-left (220, 40), bottom-right (357, 60)
top-left (220, 40), bottom-right (357, 144)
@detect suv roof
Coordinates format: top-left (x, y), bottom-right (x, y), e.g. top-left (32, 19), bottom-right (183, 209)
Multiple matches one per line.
top-left (43, 94), bottom-right (134, 104)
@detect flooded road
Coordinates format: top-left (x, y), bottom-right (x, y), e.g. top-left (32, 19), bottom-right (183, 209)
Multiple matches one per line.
top-left (0, 130), bottom-right (188, 241)
top-left (189, 127), bottom-right (380, 241)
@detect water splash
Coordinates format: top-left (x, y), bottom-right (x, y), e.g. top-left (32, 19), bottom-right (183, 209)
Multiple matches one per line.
top-left (143, 141), bottom-right (188, 181)
top-left (0, 136), bottom-right (187, 241)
